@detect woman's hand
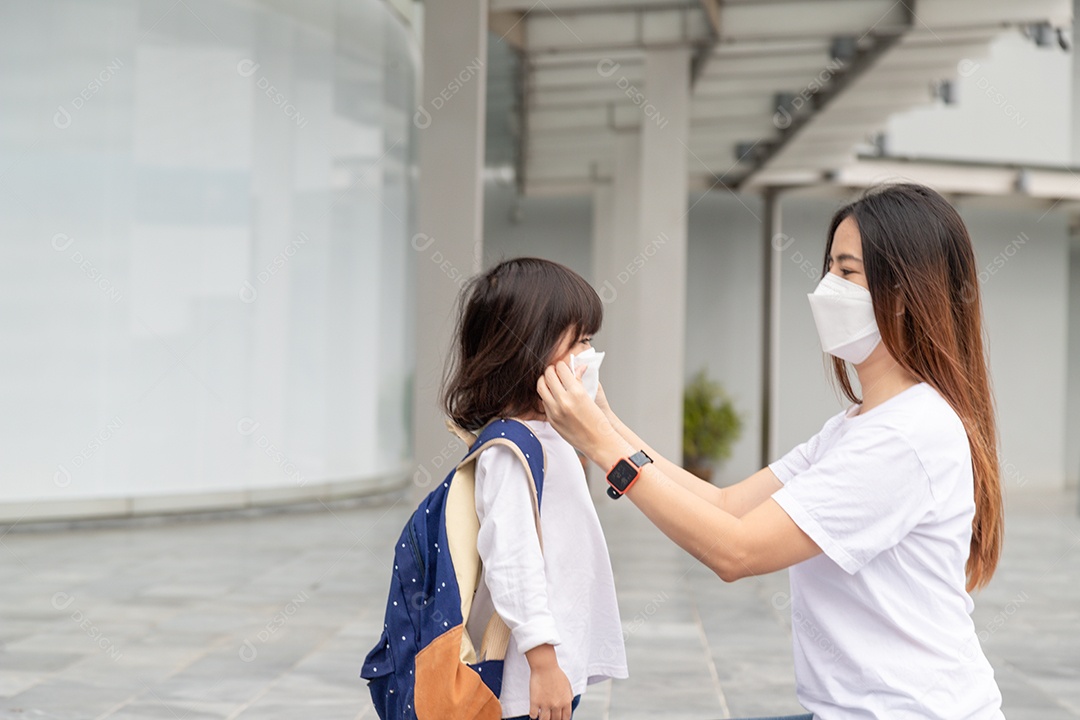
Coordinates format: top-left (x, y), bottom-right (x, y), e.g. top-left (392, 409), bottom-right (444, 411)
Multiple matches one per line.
top-left (525, 644), bottom-right (573, 720)
top-left (537, 362), bottom-right (625, 460)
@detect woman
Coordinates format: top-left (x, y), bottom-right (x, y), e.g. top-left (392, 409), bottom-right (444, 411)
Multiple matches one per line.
top-left (537, 183), bottom-right (1005, 719)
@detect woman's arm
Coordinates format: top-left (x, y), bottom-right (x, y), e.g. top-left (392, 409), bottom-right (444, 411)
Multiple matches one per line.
top-left (598, 389), bottom-right (724, 506)
top-left (538, 364), bottom-right (821, 580)
top-left (598, 385), bottom-right (783, 518)
top-left (619, 460), bottom-right (820, 581)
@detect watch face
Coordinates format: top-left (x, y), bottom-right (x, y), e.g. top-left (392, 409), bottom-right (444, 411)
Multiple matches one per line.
top-left (608, 459), bottom-right (638, 491)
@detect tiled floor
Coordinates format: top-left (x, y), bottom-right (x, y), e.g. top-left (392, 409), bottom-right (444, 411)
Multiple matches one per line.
top-left (0, 484), bottom-right (1077, 719)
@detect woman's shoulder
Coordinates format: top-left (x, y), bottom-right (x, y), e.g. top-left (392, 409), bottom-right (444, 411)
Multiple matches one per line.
top-left (863, 384), bottom-right (964, 434)
top-left (851, 384), bottom-right (970, 473)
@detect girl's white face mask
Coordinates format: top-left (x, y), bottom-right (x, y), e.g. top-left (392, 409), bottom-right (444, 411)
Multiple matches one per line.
top-left (807, 273), bottom-right (881, 364)
top-left (568, 347), bottom-right (605, 401)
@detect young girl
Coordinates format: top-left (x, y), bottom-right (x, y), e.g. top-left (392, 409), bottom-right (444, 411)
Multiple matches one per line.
top-left (441, 257), bottom-right (627, 720)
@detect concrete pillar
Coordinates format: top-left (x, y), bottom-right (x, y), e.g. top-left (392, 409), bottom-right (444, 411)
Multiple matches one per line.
top-left (412, 1), bottom-right (487, 487)
top-left (589, 182), bottom-right (614, 487)
top-left (591, 184), bottom-right (614, 285)
top-left (760, 189), bottom-right (783, 468)
top-left (635, 48), bottom-right (692, 463)
top-left (1069, 0), bottom-right (1080, 497)
top-left (1073, 0), bottom-right (1080, 164)
top-left (1067, 217), bottom-right (1080, 492)
top-left (594, 134), bottom-right (643, 438)
top-left (590, 182), bottom-right (614, 314)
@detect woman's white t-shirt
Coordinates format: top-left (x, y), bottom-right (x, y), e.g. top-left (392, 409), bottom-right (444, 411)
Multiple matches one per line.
top-left (769, 382), bottom-right (1004, 720)
top-left (471, 419), bottom-right (628, 718)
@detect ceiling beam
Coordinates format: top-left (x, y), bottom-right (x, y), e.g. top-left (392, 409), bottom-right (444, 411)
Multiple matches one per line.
top-left (735, 9), bottom-right (913, 190)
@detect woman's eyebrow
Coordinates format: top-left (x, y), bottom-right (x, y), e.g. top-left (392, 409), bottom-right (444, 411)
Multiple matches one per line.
top-left (833, 253), bottom-right (863, 264)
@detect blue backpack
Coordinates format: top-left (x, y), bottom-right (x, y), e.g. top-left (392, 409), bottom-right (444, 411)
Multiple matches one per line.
top-left (361, 418), bottom-right (545, 720)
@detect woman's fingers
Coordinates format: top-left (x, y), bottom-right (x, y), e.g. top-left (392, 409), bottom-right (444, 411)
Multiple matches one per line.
top-left (553, 360), bottom-right (579, 388)
top-left (540, 361), bottom-right (585, 395)
top-left (538, 363), bottom-right (575, 413)
top-left (536, 373), bottom-right (556, 409)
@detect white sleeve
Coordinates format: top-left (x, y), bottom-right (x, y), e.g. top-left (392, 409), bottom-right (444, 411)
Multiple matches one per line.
top-left (771, 421), bottom-right (935, 574)
top-left (769, 411), bottom-right (846, 484)
top-left (474, 444), bottom-right (561, 653)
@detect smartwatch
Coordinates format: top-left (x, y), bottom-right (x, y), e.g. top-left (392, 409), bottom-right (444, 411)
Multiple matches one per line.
top-left (606, 450), bottom-right (653, 499)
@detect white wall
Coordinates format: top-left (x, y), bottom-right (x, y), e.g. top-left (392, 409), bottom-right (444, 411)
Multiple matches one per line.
top-left (770, 194), bottom-right (857, 464)
top-left (959, 198), bottom-right (1070, 490)
top-left (684, 192), bottom-right (765, 483)
top-left (887, 30), bottom-right (1072, 165)
top-left (0, 0), bottom-right (417, 521)
top-left (483, 181), bottom-right (593, 273)
top-left (483, 185), bottom-right (855, 485)
top-left (485, 186), bottom-right (1074, 490)
top-left (682, 190), bottom-right (851, 484)
top-left (749, 193), bottom-right (1071, 491)
top-left (480, 23), bottom-right (1080, 492)
top-left (883, 25), bottom-right (1078, 490)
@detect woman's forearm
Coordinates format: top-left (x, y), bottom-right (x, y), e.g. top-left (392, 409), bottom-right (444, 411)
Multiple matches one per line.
top-left (588, 434), bottom-right (747, 581)
top-left (604, 412), bottom-right (727, 508)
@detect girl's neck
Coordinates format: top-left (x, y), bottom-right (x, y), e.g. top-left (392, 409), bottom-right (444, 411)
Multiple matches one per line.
top-left (854, 352), bottom-right (920, 415)
top-left (513, 410), bottom-right (545, 423)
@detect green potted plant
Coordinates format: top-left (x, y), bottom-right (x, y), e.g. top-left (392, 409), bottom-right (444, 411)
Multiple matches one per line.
top-left (683, 370), bottom-right (742, 483)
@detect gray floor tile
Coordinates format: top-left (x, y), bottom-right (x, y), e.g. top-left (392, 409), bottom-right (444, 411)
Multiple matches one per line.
top-left (0, 486), bottom-right (1075, 719)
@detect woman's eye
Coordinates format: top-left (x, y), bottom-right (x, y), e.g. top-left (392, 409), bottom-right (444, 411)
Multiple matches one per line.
top-left (840, 269), bottom-right (854, 276)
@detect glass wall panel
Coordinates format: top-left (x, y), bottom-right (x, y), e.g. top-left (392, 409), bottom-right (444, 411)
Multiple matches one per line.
top-left (0, 0), bottom-right (415, 510)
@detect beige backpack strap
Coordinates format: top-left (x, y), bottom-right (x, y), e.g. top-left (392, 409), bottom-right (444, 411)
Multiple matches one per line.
top-left (456, 422), bottom-right (545, 550)
top-left (478, 612), bottom-right (513, 661)
top-left (445, 418), bottom-right (477, 446)
top-left (464, 420), bottom-right (545, 663)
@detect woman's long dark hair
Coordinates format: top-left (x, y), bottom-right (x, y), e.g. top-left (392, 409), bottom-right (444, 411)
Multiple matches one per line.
top-left (825, 183), bottom-right (1002, 591)
top-left (441, 257), bottom-right (602, 431)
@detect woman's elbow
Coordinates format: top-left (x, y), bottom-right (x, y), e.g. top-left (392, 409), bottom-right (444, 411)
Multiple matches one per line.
top-left (707, 549), bottom-right (751, 583)
top-left (713, 564), bottom-right (745, 583)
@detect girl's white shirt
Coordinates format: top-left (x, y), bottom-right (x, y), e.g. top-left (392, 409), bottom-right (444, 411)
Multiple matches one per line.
top-left (770, 382), bottom-right (1005, 720)
top-left (469, 419), bottom-right (628, 718)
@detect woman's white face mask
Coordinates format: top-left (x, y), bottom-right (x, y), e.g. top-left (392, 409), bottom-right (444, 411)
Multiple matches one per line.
top-left (807, 272), bottom-right (881, 364)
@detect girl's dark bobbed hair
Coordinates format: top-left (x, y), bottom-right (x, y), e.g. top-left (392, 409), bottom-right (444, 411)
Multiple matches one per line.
top-left (441, 257), bottom-right (602, 431)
